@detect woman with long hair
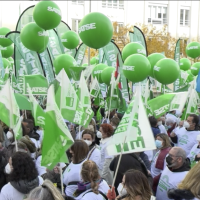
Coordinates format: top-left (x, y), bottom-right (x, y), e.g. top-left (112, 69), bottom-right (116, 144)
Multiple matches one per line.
top-left (168, 161), bottom-right (200, 200)
top-left (0, 152), bottom-right (43, 200)
top-left (108, 169), bottom-right (152, 200)
top-left (73, 160), bottom-right (109, 200)
top-left (27, 179), bottom-right (65, 200)
top-left (63, 140), bottom-right (89, 197)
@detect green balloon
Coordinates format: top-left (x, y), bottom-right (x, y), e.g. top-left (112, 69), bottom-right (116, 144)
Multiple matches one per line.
top-left (53, 54), bottom-right (77, 78)
top-left (123, 54), bottom-right (150, 83)
top-left (101, 67), bottom-right (115, 85)
top-left (153, 58), bottom-right (180, 84)
top-left (92, 64), bottom-right (108, 83)
top-left (187, 70), bottom-right (194, 82)
top-left (20, 22), bottom-right (49, 53)
top-left (61, 31), bottom-right (79, 49)
top-left (33, 1), bottom-right (62, 30)
top-left (0, 27), bottom-right (13, 47)
top-left (147, 53), bottom-right (165, 77)
top-left (1, 45), bottom-right (14, 58)
top-left (186, 42), bottom-right (200, 58)
top-left (122, 42), bottom-right (146, 61)
top-left (191, 62), bottom-right (200, 76)
top-left (7, 57), bottom-right (14, 64)
top-left (79, 12), bottom-right (113, 49)
top-left (82, 63), bottom-right (88, 67)
top-left (180, 58), bottom-right (191, 71)
top-left (90, 57), bottom-right (98, 65)
top-left (2, 58), bottom-right (11, 69)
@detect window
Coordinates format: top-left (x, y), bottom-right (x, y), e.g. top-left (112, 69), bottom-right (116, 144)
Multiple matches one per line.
top-left (180, 8), bottom-right (190, 26)
top-left (148, 4), bottom-right (168, 24)
top-left (71, 0), bottom-right (84, 5)
top-left (72, 19), bottom-right (81, 33)
top-left (102, 0), bottom-right (124, 9)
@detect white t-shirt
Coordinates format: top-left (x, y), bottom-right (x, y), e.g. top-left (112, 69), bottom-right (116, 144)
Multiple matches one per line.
top-left (36, 155), bottom-right (46, 176)
top-left (63, 160), bottom-right (86, 197)
top-left (36, 129), bottom-right (43, 145)
top-left (99, 137), bottom-right (113, 170)
top-left (187, 144), bottom-right (200, 162)
top-left (0, 176), bottom-right (43, 200)
top-left (87, 146), bottom-right (101, 167)
top-left (151, 150), bottom-right (167, 178)
top-left (75, 180), bottom-right (110, 200)
top-left (158, 124), bottom-right (167, 135)
top-left (156, 167), bottom-right (188, 200)
top-left (175, 128), bottom-right (200, 156)
top-left (30, 138), bottom-right (39, 159)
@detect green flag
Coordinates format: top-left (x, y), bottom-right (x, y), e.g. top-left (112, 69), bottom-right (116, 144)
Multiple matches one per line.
top-left (75, 43), bottom-right (87, 66)
top-left (90, 77), bottom-right (100, 98)
top-left (107, 88), bottom-right (156, 156)
top-left (28, 84), bottom-right (46, 128)
top-left (42, 84), bottom-right (74, 169)
top-left (0, 50), bottom-right (5, 78)
top-left (55, 69), bottom-right (85, 125)
top-left (77, 72), bottom-right (94, 127)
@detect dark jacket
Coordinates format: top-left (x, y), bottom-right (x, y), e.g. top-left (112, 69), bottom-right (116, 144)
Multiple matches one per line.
top-left (110, 153), bottom-right (149, 195)
top-left (139, 152), bottom-right (151, 171)
top-left (0, 152), bottom-right (6, 191)
top-left (151, 127), bottom-right (161, 138)
top-left (168, 189), bottom-right (195, 200)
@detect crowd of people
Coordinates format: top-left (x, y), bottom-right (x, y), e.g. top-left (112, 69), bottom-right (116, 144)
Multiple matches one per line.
top-left (0, 103), bottom-right (200, 200)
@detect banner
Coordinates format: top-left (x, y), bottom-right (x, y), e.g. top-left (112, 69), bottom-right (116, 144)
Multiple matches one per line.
top-left (56, 21), bottom-right (77, 57)
top-left (107, 89), bottom-right (156, 156)
top-left (42, 84), bottom-right (74, 169)
top-left (102, 41), bottom-right (129, 101)
top-left (129, 26), bottom-right (148, 56)
top-left (75, 43), bottom-right (87, 66)
top-left (0, 50), bottom-right (5, 78)
top-left (90, 77), bottom-right (100, 98)
top-left (173, 39), bottom-right (181, 92)
top-left (22, 75), bottom-right (48, 95)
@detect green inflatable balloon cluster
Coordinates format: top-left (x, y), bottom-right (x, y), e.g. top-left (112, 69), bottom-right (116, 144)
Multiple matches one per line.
top-left (147, 53), bottom-right (165, 77)
top-left (53, 54), bottom-right (77, 78)
top-left (122, 42), bottom-right (146, 61)
top-left (123, 54), bottom-right (150, 83)
top-left (90, 56), bottom-right (99, 65)
top-left (61, 31), bottom-right (79, 49)
top-left (92, 64), bottom-right (108, 83)
top-left (180, 58), bottom-right (191, 71)
top-left (0, 27), bottom-right (13, 47)
top-left (79, 12), bottom-right (113, 49)
top-left (186, 42), bottom-right (200, 59)
top-left (101, 67), bottom-right (115, 85)
top-left (187, 70), bottom-right (194, 82)
top-left (20, 22), bottom-right (49, 53)
top-left (191, 62), bottom-right (200, 76)
top-left (0, 45), bottom-right (14, 58)
top-left (153, 58), bottom-right (180, 85)
top-left (33, 1), bottom-right (62, 30)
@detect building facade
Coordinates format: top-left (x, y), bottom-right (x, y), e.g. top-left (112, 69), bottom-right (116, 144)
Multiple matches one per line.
top-left (0, 1), bottom-right (199, 42)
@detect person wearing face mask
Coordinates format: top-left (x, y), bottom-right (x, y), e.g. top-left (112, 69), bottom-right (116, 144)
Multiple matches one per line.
top-left (151, 134), bottom-right (172, 193)
top-left (98, 124), bottom-right (114, 185)
top-left (165, 117), bottom-right (176, 137)
top-left (107, 169), bottom-right (152, 200)
top-left (170, 114), bottom-right (200, 156)
top-left (0, 152), bottom-right (43, 200)
top-left (63, 140), bottom-right (89, 197)
top-left (73, 160), bottom-right (109, 200)
top-left (82, 129), bottom-right (101, 167)
top-left (187, 134), bottom-right (200, 167)
top-left (157, 117), bottom-right (167, 135)
top-left (156, 147), bottom-right (190, 200)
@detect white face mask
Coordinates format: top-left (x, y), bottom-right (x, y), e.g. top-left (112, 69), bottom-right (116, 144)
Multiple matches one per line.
top-left (183, 121), bottom-right (190, 129)
top-left (84, 140), bottom-right (92, 146)
top-left (157, 121), bottom-right (162, 126)
top-left (117, 183), bottom-right (127, 197)
top-left (5, 163), bottom-right (12, 174)
top-left (97, 131), bottom-right (102, 138)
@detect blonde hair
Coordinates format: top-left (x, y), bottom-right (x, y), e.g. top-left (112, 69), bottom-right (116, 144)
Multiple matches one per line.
top-left (27, 179), bottom-right (64, 200)
top-left (81, 160), bottom-right (100, 194)
top-left (178, 161), bottom-right (200, 199)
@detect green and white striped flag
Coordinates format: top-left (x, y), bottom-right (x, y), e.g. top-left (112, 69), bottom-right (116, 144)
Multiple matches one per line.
top-left (90, 77), bottom-right (100, 98)
top-left (41, 84), bottom-right (74, 169)
top-left (77, 72), bottom-right (94, 127)
top-left (56, 69), bottom-right (85, 125)
top-left (107, 88), bottom-right (156, 156)
top-left (28, 84), bottom-right (46, 128)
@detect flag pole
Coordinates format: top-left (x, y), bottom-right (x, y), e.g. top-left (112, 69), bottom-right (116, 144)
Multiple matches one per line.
top-left (111, 136), bottom-right (127, 188)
